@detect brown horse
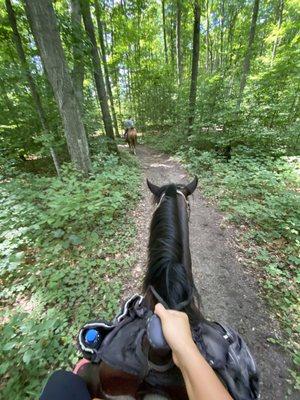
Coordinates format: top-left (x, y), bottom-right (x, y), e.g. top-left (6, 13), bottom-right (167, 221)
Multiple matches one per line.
top-left (125, 127), bottom-right (137, 155)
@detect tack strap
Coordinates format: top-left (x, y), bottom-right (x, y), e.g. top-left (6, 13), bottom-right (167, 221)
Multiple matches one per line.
top-left (155, 189), bottom-right (189, 211)
top-left (149, 285), bottom-right (193, 311)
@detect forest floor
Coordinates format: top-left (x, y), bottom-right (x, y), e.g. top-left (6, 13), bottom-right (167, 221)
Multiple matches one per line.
top-left (121, 144), bottom-right (298, 400)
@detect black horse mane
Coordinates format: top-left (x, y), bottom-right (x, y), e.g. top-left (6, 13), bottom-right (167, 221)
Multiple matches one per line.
top-left (143, 184), bottom-right (202, 325)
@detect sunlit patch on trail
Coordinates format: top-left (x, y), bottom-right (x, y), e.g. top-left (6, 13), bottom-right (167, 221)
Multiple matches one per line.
top-left (149, 162), bottom-right (172, 168)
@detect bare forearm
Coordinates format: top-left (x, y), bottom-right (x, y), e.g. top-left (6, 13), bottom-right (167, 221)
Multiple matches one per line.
top-left (175, 341), bottom-right (233, 400)
top-left (154, 304), bottom-right (233, 400)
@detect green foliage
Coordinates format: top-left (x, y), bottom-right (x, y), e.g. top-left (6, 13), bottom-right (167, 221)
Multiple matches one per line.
top-left (142, 129), bottom-right (186, 154)
top-left (0, 151), bottom-right (141, 399)
top-left (1, 0), bottom-right (300, 393)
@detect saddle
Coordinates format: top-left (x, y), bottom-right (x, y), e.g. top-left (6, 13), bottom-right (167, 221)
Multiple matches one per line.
top-left (78, 294), bottom-right (259, 400)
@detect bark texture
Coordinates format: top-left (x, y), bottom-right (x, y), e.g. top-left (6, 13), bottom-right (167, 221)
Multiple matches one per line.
top-left (80, 0), bottom-right (116, 144)
top-left (206, 0), bottom-right (210, 72)
top-left (6, 0), bottom-right (61, 176)
top-left (24, 0), bottom-right (91, 175)
top-left (162, 0), bottom-right (168, 64)
top-left (71, 0), bottom-right (85, 113)
top-left (94, 0), bottom-right (120, 137)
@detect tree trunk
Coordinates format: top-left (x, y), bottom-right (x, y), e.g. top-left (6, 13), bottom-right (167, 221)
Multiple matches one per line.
top-left (220, 0), bottom-right (225, 69)
top-left (136, 1), bottom-right (142, 69)
top-left (236, 0), bottom-right (260, 110)
top-left (226, 10), bottom-right (238, 70)
top-left (6, 0), bottom-right (61, 177)
top-left (110, 16), bottom-right (123, 122)
top-left (210, 36), bottom-right (214, 72)
top-left (271, 0), bottom-right (284, 64)
top-left (94, 0), bottom-right (120, 137)
top-left (24, 0), bottom-right (91, 175)
top-left (115, 69), bottom-right (123, 120)
top-left (176, 0), bottom-right (182, 85)
top-left (288, 90), bottom-right (299, 123)
top-left (170, 11), bottom-right (176, 69)
top-left (125, 53), bottom-right (134, 111)
top-left (80, 0), bottom-right (116, 148)
top-left (70, 0), bottom-right (84, 113)
top-left (50, 147), bottom-right (61, 177)
top-left (162, 0), bottom-right (168, 64)
top-left (206, 0), bottom-right (210, 72)
top-left (188, 0), bottom-right (201, 132)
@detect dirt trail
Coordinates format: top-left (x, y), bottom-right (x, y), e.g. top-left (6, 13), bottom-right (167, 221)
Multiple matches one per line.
top-left (122, 145), bottom-right (297, 400)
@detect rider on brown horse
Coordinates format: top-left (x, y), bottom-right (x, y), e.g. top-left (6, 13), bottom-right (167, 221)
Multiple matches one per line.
top-left (123, 116), bottom-right (135, 141)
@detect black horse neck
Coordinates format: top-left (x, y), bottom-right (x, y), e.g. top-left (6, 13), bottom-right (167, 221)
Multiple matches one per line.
top-left (143, 184), bottom-right (202, 324)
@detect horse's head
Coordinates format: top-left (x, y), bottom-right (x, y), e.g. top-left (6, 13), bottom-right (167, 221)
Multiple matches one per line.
top-left (146, 176), bottom-right (198, 200)
top-left (146, 176), bottom-right (198, 220)
top-left (144, 176), bottom-right (202, 325)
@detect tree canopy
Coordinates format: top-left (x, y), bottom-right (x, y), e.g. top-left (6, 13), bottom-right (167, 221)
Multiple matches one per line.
top-left (0, 0), bottom-right (298, 170)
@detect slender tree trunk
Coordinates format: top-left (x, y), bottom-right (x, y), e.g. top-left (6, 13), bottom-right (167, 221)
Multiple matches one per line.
top-left (115, 71), bottom-right (123, 120)
top-left (220, 0), bottom-right (225, 69)
top-left (49, 147), bottom-right (61, 176)
top-left (80, 0), bottom-right (116, 148)
top-left (210, 37), bottom-right (214, 72)
top-left (176, 0), bottom-right (182, 85)
top-left (136, 1), bottom-right (142, 69)
top-left (125, 53), bottom-right (134, 110)
top-left (188, 0), bottom-right (201, 132)
top-left (162, 0), bottom-right (168, 64)
top-left (170, 11), bottom-right (176, 69)
top-left (288, 90), bottom-right (299, 123)
top-left (6, 0), bottom-right (61, 176)
top-left (271, 0), bottom-right (284, 64)
top-left (70, 0), bottom-right (84, 113)
top-left (236, 0), bottom-right (260, 110)
top-left (206, 0), bottom-right (210, 72)
top-left (110, 1), bottom-right (115, 55)
top-left (110, 18), bottom-right (123, 123)
top-left (24, 0), bottom-right (91, 175)
top-left (226, 11), bottom-right (238, 70)
top-left (94, 0), bottom-right (120, 137)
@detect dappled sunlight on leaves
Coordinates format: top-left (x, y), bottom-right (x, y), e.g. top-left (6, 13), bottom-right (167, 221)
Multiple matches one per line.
top-left (0, 152), bottom-right (141, 398)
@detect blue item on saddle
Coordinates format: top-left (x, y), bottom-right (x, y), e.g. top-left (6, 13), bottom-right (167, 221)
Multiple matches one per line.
top-left (124, 119), bottom-right (134, 129)
top-left (85, 329), bottom-right (101, 348)
top-left (78, 294), bottom-right (259, 400)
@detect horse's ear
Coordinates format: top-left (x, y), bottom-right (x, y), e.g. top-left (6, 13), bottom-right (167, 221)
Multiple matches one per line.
top-left (147, 179), bottom-right (161, 196)
top-left (184, 176), bottom-right (198, 196)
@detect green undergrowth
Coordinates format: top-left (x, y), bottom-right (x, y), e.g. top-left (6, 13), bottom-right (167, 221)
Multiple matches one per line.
top-left (180, 147), bottom-right (300, 385)
top-left (144, 131), bottom-right (299, 387)
top-left (142, 122), bottom-right (300, 157)
top-left (0, 150), bottom-right (141, 399)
